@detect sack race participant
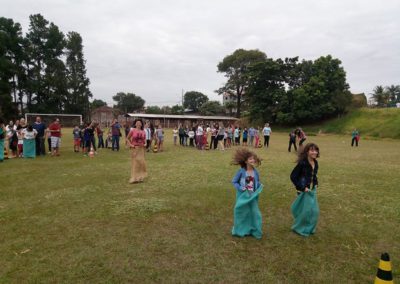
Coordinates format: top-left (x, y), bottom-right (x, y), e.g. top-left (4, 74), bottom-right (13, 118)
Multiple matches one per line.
top-left (231, 148), bottom-right (263, 239)
top-left (290, 143), bottom-right (320, 236)
top-left (22, 125), bottom-right (37, 158)
top-left (126, 119), bottom-right (147, 184)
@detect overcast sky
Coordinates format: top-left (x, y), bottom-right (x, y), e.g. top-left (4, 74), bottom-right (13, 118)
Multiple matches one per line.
top-left (4, 0), bottom-right (400, 106)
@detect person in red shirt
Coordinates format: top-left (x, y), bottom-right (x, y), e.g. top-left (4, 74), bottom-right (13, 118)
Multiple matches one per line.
top-left (48, 118), bottom-right (62, 156)
top-left (126, 119), bottom-right (147, 184)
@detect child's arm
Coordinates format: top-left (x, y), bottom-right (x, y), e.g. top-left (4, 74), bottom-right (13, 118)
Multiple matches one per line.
top-left (232, 169), bottom-right (243, 192)
top-left (290, 162), bottom-right (305, 191)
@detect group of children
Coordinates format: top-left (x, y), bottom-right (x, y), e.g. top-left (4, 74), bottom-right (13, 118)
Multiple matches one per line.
top-left (172, 123), bottom-right (273, 151)
top-left (231, 143), bottom-right (320, 239)
top-left (72, 122), bottom-right (116, 155)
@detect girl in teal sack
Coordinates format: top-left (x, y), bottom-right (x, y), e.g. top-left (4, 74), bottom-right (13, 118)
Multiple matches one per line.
top-left (231, 148), bottom-right (263, 239)
top-left (290, 143), bottom-right (320, 237)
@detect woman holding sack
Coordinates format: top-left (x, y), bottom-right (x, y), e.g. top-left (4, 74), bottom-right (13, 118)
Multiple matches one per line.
top-left (126, 119), bottom-right (147, 184)
top-left (290, 143), bottom-right (320, 237)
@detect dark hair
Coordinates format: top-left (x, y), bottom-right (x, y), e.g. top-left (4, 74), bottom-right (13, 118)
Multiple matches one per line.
top-left (232, 148), bottom-right (261, 168)
top-left (133, 118), bottom-right (144, 130)
top-left (27, 124), bottom-right (33, 131)
top-left (297, 143), bottom-right (320, 163)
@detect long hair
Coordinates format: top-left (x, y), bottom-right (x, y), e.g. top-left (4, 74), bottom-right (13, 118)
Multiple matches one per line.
top-left (297, 143), bottom-right (320, 163)
top-left (232, 148), bottom-right (261, 168)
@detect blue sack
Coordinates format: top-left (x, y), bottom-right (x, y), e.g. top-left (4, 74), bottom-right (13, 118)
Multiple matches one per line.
top-left (291, 187), bottom-right (319, 237)
top-left (232, 185), bottom-right (263, 239)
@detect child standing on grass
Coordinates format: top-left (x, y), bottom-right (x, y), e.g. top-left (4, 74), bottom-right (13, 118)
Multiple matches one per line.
top-left (254, 127), bottom-right (260, 148)
top-left (73, 126), bottom-right (81, 152)
top-left (290, 143), bottom-right (320, 237)
top-left (231, 148), bottom-right (263, 239)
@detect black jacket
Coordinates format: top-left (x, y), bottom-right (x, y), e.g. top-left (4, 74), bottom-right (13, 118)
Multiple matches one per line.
top-left (290, 159), bottom-right (318, 191)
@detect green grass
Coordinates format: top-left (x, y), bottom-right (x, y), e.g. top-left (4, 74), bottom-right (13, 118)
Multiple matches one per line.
top-left (295, 108), bottom-right (400, 139)
top-left (1, 130), bottom-right (399, 283)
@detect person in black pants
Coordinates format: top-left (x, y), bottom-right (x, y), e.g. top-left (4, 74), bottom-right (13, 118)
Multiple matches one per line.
top-left (288, 130), bottom-right (297, 152)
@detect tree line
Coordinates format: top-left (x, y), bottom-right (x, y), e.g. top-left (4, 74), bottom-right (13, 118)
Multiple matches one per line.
top-left (370, 85), bottom-right (400, 107)
top-left (0, 14), bottom-right (91, 119)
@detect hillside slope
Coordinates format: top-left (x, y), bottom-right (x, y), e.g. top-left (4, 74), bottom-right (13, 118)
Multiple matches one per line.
top-left (313, 108), bottom-right (400, 139)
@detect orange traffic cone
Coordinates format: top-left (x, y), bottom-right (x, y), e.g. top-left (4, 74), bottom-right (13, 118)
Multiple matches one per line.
top-left (89, 147), bottom-right (95, 158)
top-left (374, 253), bottom-right (393, 284)
top-left (153, 143), bottom-right (158, 153)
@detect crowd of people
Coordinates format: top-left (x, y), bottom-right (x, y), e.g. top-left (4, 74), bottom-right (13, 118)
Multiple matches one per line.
top-left (0, 115), bottom-right (360, 164)
top-left (171, 123), bottom-right (273, 151)
top-left (0, 116), bottom-right (61, 160)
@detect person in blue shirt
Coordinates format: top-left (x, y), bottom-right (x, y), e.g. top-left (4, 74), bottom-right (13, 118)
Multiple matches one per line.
top-left (32, 116), bottom-right (47, 156)
top-left (231, 148), bottom-right (263, 239)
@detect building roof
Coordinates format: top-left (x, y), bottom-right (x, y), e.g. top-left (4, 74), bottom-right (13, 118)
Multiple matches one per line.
top-left (125, 113), bottom-right (238, 120)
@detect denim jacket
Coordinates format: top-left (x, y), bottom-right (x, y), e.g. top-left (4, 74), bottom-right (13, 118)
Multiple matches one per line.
top-left (232, 168), bottom-right (260, 192)
top-left (290, 159), bottom-right (318, 191)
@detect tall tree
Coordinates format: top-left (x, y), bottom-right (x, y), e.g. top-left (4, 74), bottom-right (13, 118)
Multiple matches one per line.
top-left (26, 14), bottom-right (49, 111)
top-left (217, 49), bottom-right (267, 117)
top-left (42, 22), bottom-right (67, 113)
top-left (65, 31), bottom-right (92, 116)
top-left (0, 17), bottom-right (23, 119)
top-left (183, 91), bottom-right (208, 112)
top-left (113, 92), bottom-right (145, 113)
top-left (246, 59), bottom-right (286, 123)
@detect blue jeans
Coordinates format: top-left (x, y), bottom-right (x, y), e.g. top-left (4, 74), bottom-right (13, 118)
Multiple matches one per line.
top-left (112, 135), bottom-right (120, 151)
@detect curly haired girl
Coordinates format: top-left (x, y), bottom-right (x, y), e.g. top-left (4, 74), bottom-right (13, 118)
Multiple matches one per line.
top-left (231, 148), bottom-right (264, 239)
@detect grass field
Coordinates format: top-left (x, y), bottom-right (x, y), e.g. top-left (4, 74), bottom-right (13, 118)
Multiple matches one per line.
top-left (1, 130), bottom-right (399, 283)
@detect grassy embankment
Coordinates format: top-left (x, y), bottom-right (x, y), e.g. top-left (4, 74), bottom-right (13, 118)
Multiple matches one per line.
top-left (294, 108), bottom-right (400, 139)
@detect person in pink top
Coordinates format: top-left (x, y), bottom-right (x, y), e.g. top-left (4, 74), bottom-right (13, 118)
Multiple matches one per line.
top-left (126, 118), bottom-right (147, 184)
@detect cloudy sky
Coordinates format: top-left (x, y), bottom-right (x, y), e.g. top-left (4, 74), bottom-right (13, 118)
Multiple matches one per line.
top-left (4, 0), bottom-right (400, 106)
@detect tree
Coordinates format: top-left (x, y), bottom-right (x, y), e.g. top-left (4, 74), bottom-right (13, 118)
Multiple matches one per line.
top-left (145, 105), bottom-right (162, 114)
top-left (183, 91), bottom-right (208, 112)
top-left (113, 92), bottom-right (145, 113)
top-left (90, 99), bottom-right (107, 109)
top-left (171, 104), bottom-right (184, 114)
top-left (223, 101), bottom-right (236, 116)
top-left (42, 22), bottom-right (67, 113)
top-left (371, 85), bottom-right (389, 107)
top-left (217, 49), bottom-right (267, 118)
top-left (199, 101), bottom-right (224, 116)
top-left (385, 85), bottom-right (400, 104)
top-left (65, 31), bottom-right (92, 116)
top-left (0, 17), bottom-right (23, 119)
top-left (277, 55), bottom-right (350, 124)
top-left (246, 59), bottom-right (286, 123)
top-left (25, 14), bottom-right (49, 111)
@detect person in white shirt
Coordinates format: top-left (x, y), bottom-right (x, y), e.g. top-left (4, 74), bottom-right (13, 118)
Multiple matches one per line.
top-left (22, 125), bottom-right (37, 158)
top-left (262, 123), bottom-right (272, 148)
top-left (144, 121), bottom-right (152, 152)
top-left (196, 124), bottom-right (204, 149)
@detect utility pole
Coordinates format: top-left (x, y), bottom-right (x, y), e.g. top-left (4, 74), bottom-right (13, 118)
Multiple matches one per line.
top-left (181, 89), bottom-right (184, 106)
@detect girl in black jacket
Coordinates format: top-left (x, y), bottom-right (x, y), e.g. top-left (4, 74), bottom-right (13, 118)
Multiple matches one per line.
top-left (289, 143), bottom-right (320, 236)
